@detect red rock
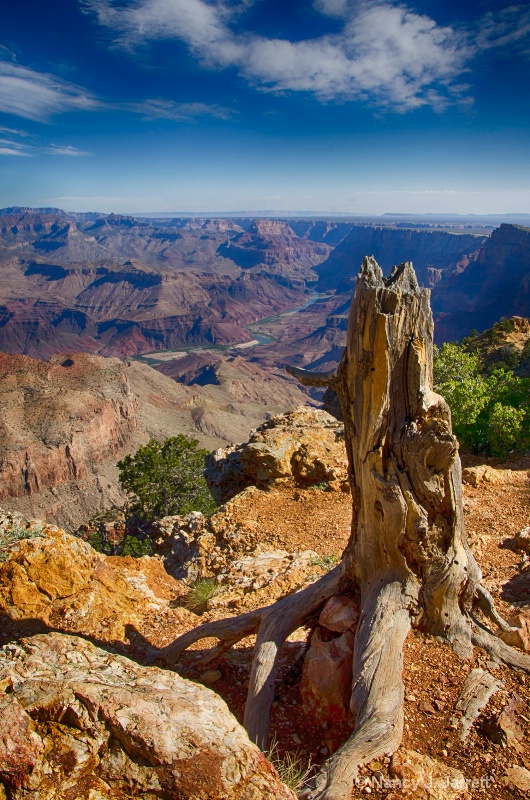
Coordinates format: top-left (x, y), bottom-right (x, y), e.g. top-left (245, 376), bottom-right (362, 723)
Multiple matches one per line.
top-left (300, 627), bottom-right (355, 725)
top-left (319, 595), bottom-right (359, 633)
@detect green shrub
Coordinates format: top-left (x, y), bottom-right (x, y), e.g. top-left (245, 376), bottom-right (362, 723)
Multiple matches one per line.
top-left (487, 403), bottom-right (527, 457)
top-left (434, 342), bottom-right (530, 456)
top-left (118, 435), bottom-right (215, 523)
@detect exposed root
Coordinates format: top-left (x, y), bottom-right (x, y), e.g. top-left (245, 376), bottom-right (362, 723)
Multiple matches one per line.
top-left (450, 668), bottom-right (502, 741)
top-left (474, 584), bottom-right (519, 634)
top-left (301, 581), bottom-right (411, 800)
top-left (152, 610), bottom-right (262, 666)
top-left (153, 565), bottom-right (348, 747)
top-left (472, 621), bottom-right (530, 672)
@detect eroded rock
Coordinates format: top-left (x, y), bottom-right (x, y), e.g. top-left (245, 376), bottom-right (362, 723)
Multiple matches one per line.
top-left (504, 765), bottom-right (530, 792)
top-left (0, 513), bottom-right (192, 644)
top-left (514, 527), bottom-right (530, 555)
top-left (319, 595), bottom-right (359, 633)
top-left (206, 407), bottom-right (349, 503)
top-left (399, 750), bottom-right (470, 799)
top-left (0, 633), bottom-right (295, 800)
top-left (461, 465), bottom-right (512, 488)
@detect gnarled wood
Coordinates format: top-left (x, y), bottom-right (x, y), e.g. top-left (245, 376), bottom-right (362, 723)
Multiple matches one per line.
top-left (285, 365), bottom-right (338, 387)
top-left (159, 256), bottom-right (530, 800)
top-left (154, 564), bottom-right (348, 749)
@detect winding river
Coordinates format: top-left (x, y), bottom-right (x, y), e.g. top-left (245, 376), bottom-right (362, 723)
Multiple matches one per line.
top-left (135, 291), bottom-right (324, 365)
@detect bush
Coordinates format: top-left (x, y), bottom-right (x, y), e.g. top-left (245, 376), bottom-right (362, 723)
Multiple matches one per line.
top-left (117, 435), bottom-right (215, 523)
top-left (434, 343), bottom-right (530, 456)
top-left (488, 403), bottom-right (526, 457)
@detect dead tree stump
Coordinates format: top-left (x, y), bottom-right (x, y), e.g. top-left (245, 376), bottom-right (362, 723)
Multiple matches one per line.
top-left (155, 257), bottom-right (530, 800)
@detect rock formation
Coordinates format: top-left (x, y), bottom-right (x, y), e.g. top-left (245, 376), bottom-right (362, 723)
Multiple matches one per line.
top-left (0, 633), bottom-right (295, 800)
top-left (0, 509), bottom-right (193, 646)
top-left (206, 407), bottom-right (349, 504)
top-left (432, 224), bottom-right (530, 341)
top-left (0, 353), bottom-right (312, 529)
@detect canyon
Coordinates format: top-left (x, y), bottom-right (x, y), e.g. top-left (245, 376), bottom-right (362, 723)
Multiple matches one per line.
top-left (0, 351), bottom-right (312, 530)
top-left (1, 208), bottom-right (530, 528)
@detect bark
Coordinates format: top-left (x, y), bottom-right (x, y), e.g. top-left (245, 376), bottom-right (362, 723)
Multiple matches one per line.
top-left (157, 257), bottom-right (530, 800)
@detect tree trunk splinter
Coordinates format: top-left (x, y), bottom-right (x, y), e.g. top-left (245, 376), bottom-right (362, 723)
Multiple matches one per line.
top-left (156, 257), bottom-right (530, 800)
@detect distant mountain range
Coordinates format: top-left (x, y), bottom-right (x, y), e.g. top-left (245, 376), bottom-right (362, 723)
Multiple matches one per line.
top-left (1, 207), bottom-right (530, 528)
top-left (0, 207), bottom-right (529, 364)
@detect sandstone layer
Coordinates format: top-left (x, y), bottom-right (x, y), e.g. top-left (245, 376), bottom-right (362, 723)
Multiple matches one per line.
top-left (205, 406), bottom-right (349, 504)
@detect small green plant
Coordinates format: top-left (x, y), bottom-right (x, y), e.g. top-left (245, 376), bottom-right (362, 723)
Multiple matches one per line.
top-left (266, 738), bottom-right (314, 792)
top-left (311, 481), bottom-right (330, 491)
top-left (0, 522), bottom-right (44, 562)
top-left (118, 435), bottom-right (216, 523)
top-left (309, 554), bottom-right (339, 570)
top-left (184, 577), bottom-right (223, 613)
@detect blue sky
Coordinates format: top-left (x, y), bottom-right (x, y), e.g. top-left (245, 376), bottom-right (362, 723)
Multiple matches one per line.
top-left (1, 0), bottom-right (529, 215)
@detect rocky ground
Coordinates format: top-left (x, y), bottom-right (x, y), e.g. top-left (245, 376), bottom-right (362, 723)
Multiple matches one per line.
top-left (0, 410), bottom-right (529, 799)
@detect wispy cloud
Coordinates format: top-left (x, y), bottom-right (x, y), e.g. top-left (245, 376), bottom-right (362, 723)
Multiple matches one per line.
top-left (0, 57), bottom-right (231, 123)
top-left (84, 0), bottom-right (530, 112)
top-left (0, 128), bottom-right (91, 157)
top-left (476, 4), bottom-right (530, 52)
top-left (121, 98), bottom-right (232, 120)
top-left (83, 0), bottom-right (473, 111)
top-left (0, 61), bottom-right (99, 121)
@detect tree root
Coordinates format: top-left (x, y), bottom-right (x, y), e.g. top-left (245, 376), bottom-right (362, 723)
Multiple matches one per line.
top-left (153, 564), bottom-right (348, 748)
top-left (472, 620), bottom-right (530, 672)
top-left (153, 567), bottom-right (529, 800)
top-left (474, 584), bottom-right (519, 634)
top-left (301, 581), bottom-right (411, 800)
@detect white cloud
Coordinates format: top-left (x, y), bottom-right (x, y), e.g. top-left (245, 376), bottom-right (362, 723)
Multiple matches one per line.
top-left (43, 144), bottom-right (92, 156)
top-left (123, 98), bottom-right (231, 120)
top-left (0, 146), bottom-right (32, 157)
top-left (0, 128), bottom-right (91, 157)
top-left (83, 0), bottom-right (474, 111)
top-left (0, 57), bottom-right (232, 124)
top-left (476, 4), bottom-right (530, 51)
top-left (0, 62), bottom-right (99, 121)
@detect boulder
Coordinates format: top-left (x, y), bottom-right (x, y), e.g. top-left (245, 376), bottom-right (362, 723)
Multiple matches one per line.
top-left (504, 765), bottom-right (530, 793)
top-left (0, 633), bottom-right (295, 800)
top-left (206, 407), bottom-right (349, 503)
top-left (461, 465), bottom-right (512, 488)
top-left (399, 750), bottom-right (469, 799)
top-left (0, 510), bottom-right (193, 645)
top-left (514, 527), bottom-right (530, 555)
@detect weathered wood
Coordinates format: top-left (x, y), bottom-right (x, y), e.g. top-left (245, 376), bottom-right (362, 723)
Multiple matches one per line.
top-left (285, 365), bottom-right (338, 387)
top-left (158, 256), bottom-right (530, 800)
top-left (450, 668), bottom-right (502, 741)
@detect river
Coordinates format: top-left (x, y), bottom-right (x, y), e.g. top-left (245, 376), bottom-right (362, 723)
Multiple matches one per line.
top-left (134, 291), bottom-right (324, 365)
